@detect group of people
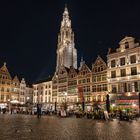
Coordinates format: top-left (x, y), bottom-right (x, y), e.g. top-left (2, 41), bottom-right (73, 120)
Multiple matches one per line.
top-left (0, 107), bottom-right (6, 114)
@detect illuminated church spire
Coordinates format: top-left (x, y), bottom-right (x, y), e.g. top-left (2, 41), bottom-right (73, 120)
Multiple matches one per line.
top-left (56, 5), bottom-right (77, 71)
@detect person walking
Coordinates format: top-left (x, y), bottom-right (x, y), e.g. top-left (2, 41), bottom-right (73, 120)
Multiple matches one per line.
top-left (104, 110), bottom-right (109, 121)
top-left (37, 104), bottom-right (42, 119)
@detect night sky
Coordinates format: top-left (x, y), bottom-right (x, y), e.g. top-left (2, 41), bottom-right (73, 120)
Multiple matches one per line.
top-left (0, 0), bottom-right (140, 84)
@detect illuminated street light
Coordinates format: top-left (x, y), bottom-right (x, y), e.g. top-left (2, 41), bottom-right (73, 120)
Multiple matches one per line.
top-left (132, 103), bottom-right (136, 107)
top-left (112, 104), bottom-right (116, 107)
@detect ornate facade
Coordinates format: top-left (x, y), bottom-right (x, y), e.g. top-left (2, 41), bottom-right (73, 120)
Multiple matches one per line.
top-left (92, 56), bottom-right (107, 103)
top-left (67, 66), bottom-right (78, 104)
top-left (56, 6), bottom-right (77, 71)
top-left (57, 66), bottom-right (68, 103)
top-left (33, 77), bottom-right (52, 105)
top-left (32, 4), bottom-right (140, 111)
top-left (0, 62), bottom-right (33, 109)
top-left (78, 61), bottom-right (92, 103)
top-left (107, 36), bottom-right (140, 107)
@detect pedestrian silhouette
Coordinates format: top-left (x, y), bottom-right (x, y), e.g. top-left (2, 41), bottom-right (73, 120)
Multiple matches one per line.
top-left (37, 104), bottom-right (42, 119)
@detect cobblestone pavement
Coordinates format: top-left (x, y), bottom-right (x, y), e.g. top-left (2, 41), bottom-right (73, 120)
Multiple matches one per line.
top-left (0, 114), bottom-right (140, 140)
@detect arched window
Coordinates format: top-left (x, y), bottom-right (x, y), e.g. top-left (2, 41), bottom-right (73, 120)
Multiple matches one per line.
top-left (98, 95), bottom-right (101, 101)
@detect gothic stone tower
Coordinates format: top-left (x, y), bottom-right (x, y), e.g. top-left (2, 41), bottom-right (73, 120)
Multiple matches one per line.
top-left (56, 6), bottom-right (77, 72)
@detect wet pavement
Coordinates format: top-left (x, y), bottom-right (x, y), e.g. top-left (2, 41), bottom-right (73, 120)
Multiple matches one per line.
top-left (0, 114), bottom-right (140, 140)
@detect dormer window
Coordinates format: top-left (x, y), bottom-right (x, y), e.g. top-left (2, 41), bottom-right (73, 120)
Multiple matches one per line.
top-left (125, 42), bottom-right (129, 49)
top-left (111, 60), bottom-right (116, 67)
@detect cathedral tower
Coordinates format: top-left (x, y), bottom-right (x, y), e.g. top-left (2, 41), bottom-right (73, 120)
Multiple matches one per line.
top-left (56, 5), bottom-right (77, 72)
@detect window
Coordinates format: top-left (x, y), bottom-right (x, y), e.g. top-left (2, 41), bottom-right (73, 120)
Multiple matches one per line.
top-left (1, 95), bottom-right (4, 100)
top-left (111, 60), bottom-right (116, 67)
top-left (1, 87), bottom-right (4, 92)
top-left (98, 95), bottom-right (101, 101)
top-left (102, 84), bottom-right (107, 91)
top-left (93, 76), bottom-right (96, 82)
top-left (7, 82), bottom-right (10, 85)
top-left (95, 67), bottom-right (97, 72)
top-left (98, 67), bottom-right (100, 72)
top-left (101, 66), bottom-right (104, 71)
top-left (102, 75), bottom-right (107, 81)
top-left (124, 83), bottom-right (127, 92)
top-left (66, 31), bottom-right (68, 37)
top-left (111, 71), bottom-right (116, 78)
top-left (97, 85), bottom-right (101, 92)
top-left (83, 79), bottom-right (86, 83)
top-left (87, 86), bottom-right (90, 92)
top-left (127, 83), bottom-right (131, 92)
top-left (92, 85), bottom-right (96, 92)
top-left (2, 81), bottom-right (5, 84)
top-left (87, 78), bottom-right (90, 83)
top-left (45, 96), bottom-right (47, 102)
top-left (131, 67), bottom-right (137, 75)
top-left (120, 57), bottom-right (125, 66)
top-left (112, 85), bottom-right (117, 93)
top-left (130, 55), bottom-right (136, 64)
top-left (7, 88), bottom-right (10, 92)
top-left (97, 76), bottom-right (101, 81)
top-left (125, 42), bottom-right (129, 49)
top-left (120, 69), bottom-right (126, 77)
top-left (134, 82), bottom-right (138, 92)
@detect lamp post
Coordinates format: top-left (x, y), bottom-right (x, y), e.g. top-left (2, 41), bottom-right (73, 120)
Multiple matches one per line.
top-left (54, 101), bottom-right (57, 112)
top-left (26, 97), bottom-right (30, 107)
top-left (106, 94), bottom-right (110, 113)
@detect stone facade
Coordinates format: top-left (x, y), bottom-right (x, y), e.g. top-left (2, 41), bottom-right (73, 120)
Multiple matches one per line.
top-left (107, 36), bottom-right (140, 106)
top-left (0, 62), bottom-right (33, 109)
top-left (33, 77), bottom-right (52, 105)
top-left (56, 6), bottom-right (77, 71)
top-left (92, 56), bottom-right (108, 103)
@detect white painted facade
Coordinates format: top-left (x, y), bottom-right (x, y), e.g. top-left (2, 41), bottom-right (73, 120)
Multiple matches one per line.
top-left (107, 36), bottom-right (140, 98)
top-left (33, 80), bottom-right (52, 104)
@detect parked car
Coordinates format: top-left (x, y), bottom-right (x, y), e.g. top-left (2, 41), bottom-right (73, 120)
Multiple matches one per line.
top-left (32, 107), bottom-right (37, 115)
